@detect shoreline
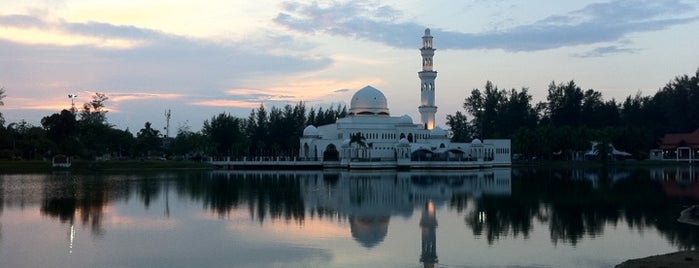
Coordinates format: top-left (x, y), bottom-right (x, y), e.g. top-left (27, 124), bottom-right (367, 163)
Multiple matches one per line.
top-left (0, 159), bottom-right (213, 173)
top-left (0, 159), bottom-right (694, 173)
top-left (616, 250), bottom-right (699, 268)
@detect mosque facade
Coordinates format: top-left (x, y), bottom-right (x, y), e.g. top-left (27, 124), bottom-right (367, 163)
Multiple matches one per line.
top-left (299, 29), bottom-right (511, 169)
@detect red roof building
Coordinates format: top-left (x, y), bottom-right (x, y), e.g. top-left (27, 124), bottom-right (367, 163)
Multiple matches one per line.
top-left (659, 128), bottom-right (699, 149)
top-left (651, 128), bottom-right (699, 162)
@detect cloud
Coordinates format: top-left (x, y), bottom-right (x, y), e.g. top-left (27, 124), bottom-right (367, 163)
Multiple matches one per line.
top-left (573, 45), bottom-right (638, 58)
top-left (275, 0), bottom-right (699, 52)
top-left (107, 92), bottom-right (184, 102)
top-left (0, 14), bottom-right (48, 28)
top-left (0, 14), bottom-right (332, 104)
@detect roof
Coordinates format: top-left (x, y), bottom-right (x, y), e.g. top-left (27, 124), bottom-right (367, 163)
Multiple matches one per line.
top-left (658, 128), bottom-right (699, 149)
top-left (349, 85), bottom-right (389, 116)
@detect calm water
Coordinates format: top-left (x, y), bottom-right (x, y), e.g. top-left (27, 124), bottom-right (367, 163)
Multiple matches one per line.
top-left (1, 167), bottom-right (698, 268)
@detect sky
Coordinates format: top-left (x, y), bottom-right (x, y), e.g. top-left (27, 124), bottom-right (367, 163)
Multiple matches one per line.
top-left (1, 0), bottom-right (698, 134)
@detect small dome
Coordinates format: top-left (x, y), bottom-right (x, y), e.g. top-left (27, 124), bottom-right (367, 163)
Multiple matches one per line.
top-left (349, 85), bottom-right (389, 116)
top-left (471, 138), bottom-right (482, 144)
top-left (399, 114), bottom-right (413, 124)
top-left (303, 125), bottom-right (318, 136)
top-left (342, 139), bottom-right (351, 147)
top-left (431, 126), bottom-right (446, 137)
top-left (425, 28), bottom-right (431, 36)
top-left (398, 138), bottom-right (410, 145)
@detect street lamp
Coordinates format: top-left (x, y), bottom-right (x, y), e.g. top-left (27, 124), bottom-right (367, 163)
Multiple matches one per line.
top-left (68, 94), bottom-right (78, 113)
top-left (478, 107), bottom-right (484, 139)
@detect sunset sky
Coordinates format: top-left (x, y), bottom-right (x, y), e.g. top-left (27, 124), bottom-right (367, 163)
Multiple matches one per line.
top-left (1, 0), bottom-right (698, 133)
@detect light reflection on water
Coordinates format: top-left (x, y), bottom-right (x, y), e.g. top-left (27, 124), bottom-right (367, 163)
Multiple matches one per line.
top-left (0, 167), bottom-right (697, 268)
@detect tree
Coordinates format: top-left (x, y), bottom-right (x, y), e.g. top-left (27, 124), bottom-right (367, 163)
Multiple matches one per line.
top-left (5, 121), bottom-right (52, 160)
top-left (500, 87), bottom-right (538, 137)
top-left (446, 111), bottom-right (473, 142)
top-left (0, 87), bottom-right (5, 126)
top-left (80, 92), bottom-right (109, 126)
top-left (171, 127), bottom-right (209, 159)
top-left (203, 113), bottom-right (246, 156)
top-left (460, 81), bottom-right (535, 139)
top-left (136, 122), bottom-right (162, 157)
top-left (77, 93), bottom-right (111, 158)
top-left (545, 80), bottom-right (584, 127)
top-left (41, 109), bottom-right (78, 155)
top-left (349, 132), bottom-right (367, 159)
top-left (105, 128), bottom-right (135, 159)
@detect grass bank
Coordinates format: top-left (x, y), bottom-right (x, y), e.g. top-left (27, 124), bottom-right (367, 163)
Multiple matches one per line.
top-left (513, 159), bottom-right (694, 169)
top-left (0, 160), bottom-right (213, 173)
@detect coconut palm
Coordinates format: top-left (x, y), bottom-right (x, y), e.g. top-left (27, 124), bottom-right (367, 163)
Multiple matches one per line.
top-left (349, 132), bottom-right (367, 159)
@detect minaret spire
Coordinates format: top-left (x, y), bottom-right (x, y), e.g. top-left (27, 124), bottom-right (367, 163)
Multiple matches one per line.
top-left (418, 28), bottom-right (437, 130)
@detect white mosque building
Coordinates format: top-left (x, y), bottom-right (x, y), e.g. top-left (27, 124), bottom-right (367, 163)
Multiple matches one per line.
top-left (299, 29), bottom-right (511, 169)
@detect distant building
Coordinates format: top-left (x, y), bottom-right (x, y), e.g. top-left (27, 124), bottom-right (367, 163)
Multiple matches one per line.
top-left (584, 141), bottom-right (631, 161)
top-left (650, 128), bottom-right (699, 162)
top-left (299, 29), bottom-right (511, 169)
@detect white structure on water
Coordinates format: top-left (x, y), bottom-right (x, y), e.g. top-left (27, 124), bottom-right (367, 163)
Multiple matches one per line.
top-left (299, 29), bottom-right (511, 169)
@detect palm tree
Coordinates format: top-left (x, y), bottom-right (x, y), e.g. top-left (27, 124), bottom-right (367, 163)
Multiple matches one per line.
top-left (349, 132), bottom-right (367, 159)
top-left (594, 141), bottom-right (611, 163)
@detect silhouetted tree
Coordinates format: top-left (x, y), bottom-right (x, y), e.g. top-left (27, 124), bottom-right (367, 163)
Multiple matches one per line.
top-left (446, 111), bottom-right (473, 142)
top-left (136, 122), bottom-right (162, 157)
top-left (0, 87), bottom-right (5, 127)
top-left (41, 109), bottom-right (78, 155)
top-left (203, 113), bottom-right (246, 156)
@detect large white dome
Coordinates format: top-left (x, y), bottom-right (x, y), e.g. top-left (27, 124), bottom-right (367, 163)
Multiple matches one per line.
top-left (349, 85), bottom-right (389, 116)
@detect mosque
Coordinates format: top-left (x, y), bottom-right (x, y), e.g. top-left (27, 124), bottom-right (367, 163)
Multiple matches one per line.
top-left (299, 29), bottom-right (511, 169)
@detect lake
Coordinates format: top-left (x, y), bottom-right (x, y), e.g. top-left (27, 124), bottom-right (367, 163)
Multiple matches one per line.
top-left (1, 167), bottom-right (698, 267)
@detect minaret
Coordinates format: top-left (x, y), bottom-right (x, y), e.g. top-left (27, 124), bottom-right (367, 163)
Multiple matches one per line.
top-left (418, 28), bottom-right (437, 130)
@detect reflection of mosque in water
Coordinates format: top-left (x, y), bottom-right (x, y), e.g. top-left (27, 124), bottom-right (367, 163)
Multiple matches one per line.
top-left (298, 169), bottom-right (512, 267)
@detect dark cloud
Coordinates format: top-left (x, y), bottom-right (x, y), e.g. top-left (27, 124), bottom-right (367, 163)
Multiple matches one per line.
top-left (0, 15), bottom-right (332, 95)
top-left (65, 20), bottom-right (163, 40)
top-left (275, 0), bottom-right (698, 52)
top-left (0, 14), bottom-right (47, 28)
top-left (574, 46), bottom-right (638, 58)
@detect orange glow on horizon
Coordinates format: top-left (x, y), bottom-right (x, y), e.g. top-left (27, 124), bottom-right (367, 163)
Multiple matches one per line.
top-left (196, 209), bottom-right (349, 240)
top-left (227, 216), bottom-right (350, 240)
top-left (109, 93), bottom-right (183, 102)
top-left (194, 78), bottom-right (381, 109)
top-left (0, 27), bottom-right (146, 49)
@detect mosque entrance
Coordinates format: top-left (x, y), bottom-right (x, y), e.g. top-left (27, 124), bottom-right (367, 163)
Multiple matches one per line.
top-left (323, 144), bottom-right (339, 161)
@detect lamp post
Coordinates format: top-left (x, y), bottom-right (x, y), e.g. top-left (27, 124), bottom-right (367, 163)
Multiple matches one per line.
top-left (478, 107), bottom-right (484, 139)
top-left (68, 94), bottom-right (78, 113)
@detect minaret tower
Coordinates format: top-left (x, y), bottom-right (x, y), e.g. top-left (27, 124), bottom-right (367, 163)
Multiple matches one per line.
top-left (418, 28), bottom-right (437, 130)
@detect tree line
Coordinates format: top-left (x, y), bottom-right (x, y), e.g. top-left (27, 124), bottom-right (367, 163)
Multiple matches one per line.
top-left (0, 90), bottom-right (347, 160)
top-left (0, 68), bottom-right (697, 161)
top-left (447, 68), bottom-right (699, 160)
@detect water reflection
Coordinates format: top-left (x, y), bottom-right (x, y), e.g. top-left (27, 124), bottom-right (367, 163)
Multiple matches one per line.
top-left (420, 201), bottom-right (438, 268)
top-left (512, 166), bottom-right (699, 248)
top-left (285, 169), bottom-right (511, 249)
top-left (0, 167), bottom-right (698, 267)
